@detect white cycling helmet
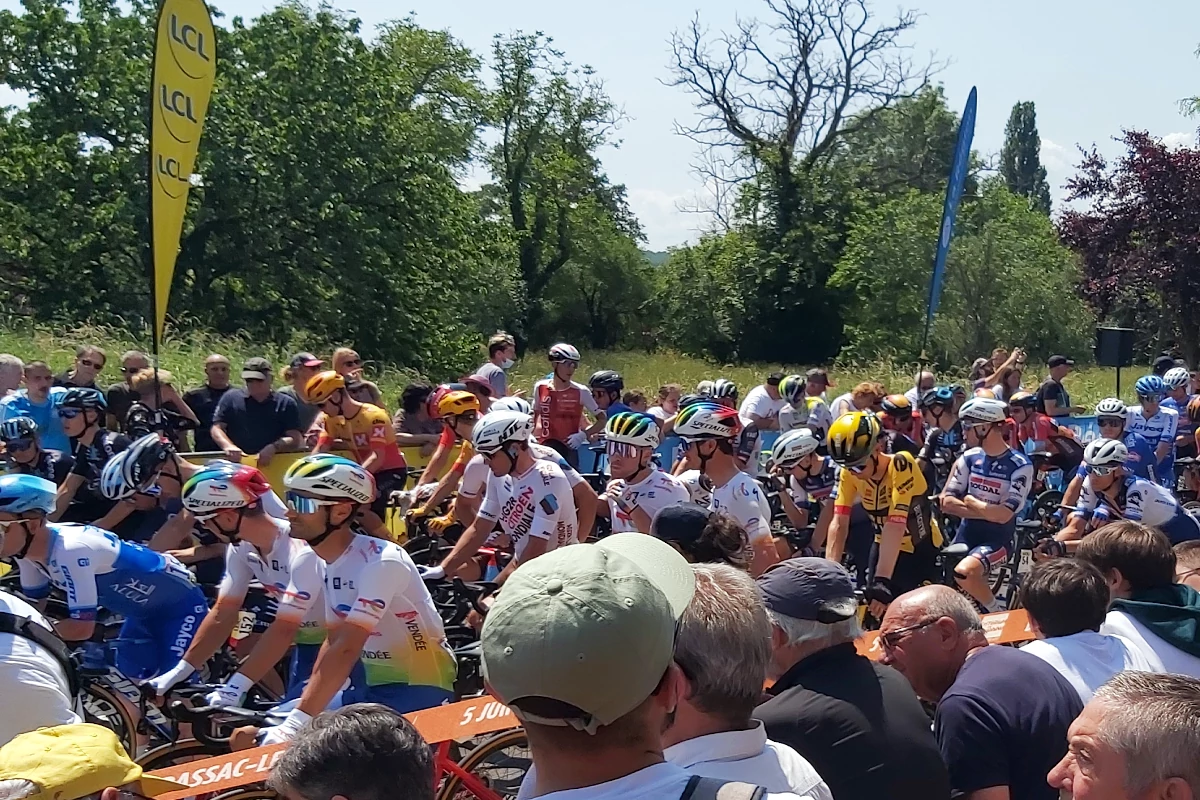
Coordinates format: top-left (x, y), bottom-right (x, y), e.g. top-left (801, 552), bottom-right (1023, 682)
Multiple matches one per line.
top-left (958, 397), bottom-right (1009, 425)
top-left (100, 451), bottom-right (137, 501)
top-left (1164, 367), bottom-right (1190, 390)
top-left (491, 396), bottom-right (532, 415)
top-left (696, 380), bottom-right (715, 396)
top-left (772, 429), bottom-right (820, 466)
top-left (605, 411), bottom-right (660, 448)
top-left (1084, 438), bottom-right (1129, 468)
top-left (472, 410), bottom-right (534, 456)
top-left (1094, 398), bottom-right (1127, 420)
top-left (283, 454), bottom-right (376, 504)
top-left (548, 343), bottom-right (580, 363)
top-left (673, 401), bottom-right (741, 440)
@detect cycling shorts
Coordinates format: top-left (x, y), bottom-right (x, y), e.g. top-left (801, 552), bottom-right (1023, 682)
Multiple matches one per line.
top-left (114, 587), bottom-right (208, 681)
top-left (284, 643), bottom-right (367, 702)
top-left (955, 544), bottom-right (1009, 578)
top-left (342, 681), bottom-right (453, 714)
top-left (872, 534), bottom-right (940, 596)
top-left (369, 467), bottom-right (410, 519)
top-left (952, 519), bottom-right (1013, 554)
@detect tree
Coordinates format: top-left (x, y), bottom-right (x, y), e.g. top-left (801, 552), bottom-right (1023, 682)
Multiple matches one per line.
top-left (999, 101), bottom-right (1052, 214)
top-left (1059, 130), bottom-right (1200, 364)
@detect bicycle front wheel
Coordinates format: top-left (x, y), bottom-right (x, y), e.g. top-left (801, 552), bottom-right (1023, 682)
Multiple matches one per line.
top-left (436, 728), bottom-right (531, 800)
top-left (82, 682), bottom-right (138, 757)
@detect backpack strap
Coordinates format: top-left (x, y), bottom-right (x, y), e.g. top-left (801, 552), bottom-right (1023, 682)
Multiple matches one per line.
top-left (0, 610), bottom-right (80, 696)
top-left (679, 775), bottom-right (766, 800)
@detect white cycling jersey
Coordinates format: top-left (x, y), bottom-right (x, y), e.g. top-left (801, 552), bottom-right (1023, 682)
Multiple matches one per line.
top-left (677, 469), bottom-right (712, 506)
top-left (219, 518), bottom-right (325, 645)
top-left (324, 534), bottom-right (455, 691)
top-left (607, 467), bottom-right (690, 533)
top-left (477, 458), bottom-right (578, 557)
top-left (460, 442), bottom-right (584, 499)
top-left (780, 399), bottom-right (833, 437)
top-left (1126, 406), bottom-right (1179, 448)
top-left (710, 471), bottom-right (772, 542)
top-left (1072, 473), bottom-right (1200, 544)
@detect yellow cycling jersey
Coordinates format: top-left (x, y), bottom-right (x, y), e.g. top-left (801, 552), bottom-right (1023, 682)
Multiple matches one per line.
top-left (833, 451), bottom-right (940, 553)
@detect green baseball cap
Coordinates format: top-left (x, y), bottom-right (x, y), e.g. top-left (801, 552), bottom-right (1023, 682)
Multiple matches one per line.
top-left (481, 533), bottom-right (696, 734)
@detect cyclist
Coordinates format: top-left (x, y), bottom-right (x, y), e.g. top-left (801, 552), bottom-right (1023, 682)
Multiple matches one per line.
top-left (596, 411), bottom-right (688, 534)
top-left (939, 397), bottom-right (1034, 611)
top-left (533, 343), bottom-right (603, 468)
top-left (672, 400), bottom-right (780, 576)
top-left (1, 418), bottom-right (74, 485)
top-left (879, 394), bottom-right (922, 456)
top-left (432, 410), bottom-right (578, 583)
top-left (50, 388), bottom-right (130, 528)
top-left (917, 386), bottom-right (965, 491)
top-left (1060, 398), bottom-right (1157, 514)
top-left (588, 370), bottom-right (630, 417)
top-left (1126, 375), bottom-right (1178, 487)
top-left (0, 474), bottom-right (208, 681)
top-left (1162, 366), bottom-right (1196, 478)
top-left (1054, 439), bottom-right (1200, 549)
top-left (826, 411), bottom-right (941, 617)
top-left (307, 371), bottom-right (407, 540)
top-left (777, 374), bottom-right (832, 440)
top-left (1009, 391), bottom-right (1085, 473)
top-left (406, 389), bottom-right (482, 531)
top-left (147, 464), bottom-right (331, 707)
top-left (259, 454), bottom-right (455, 744)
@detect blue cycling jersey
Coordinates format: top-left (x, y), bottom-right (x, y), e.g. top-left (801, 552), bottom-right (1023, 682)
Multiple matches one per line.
top-left (1164, 395), bottom-right (1196, 442)
top-left (943, 447), bottom-right (1034, 549)
top-left (19, 523), bottom-right (200, 621)
top-left (1075, 432), bottom-right (1157, 483)
top-left (1127, 405), bottom-right (1179, 485)
top-left (1072, 474), bottom-right (1200, 544)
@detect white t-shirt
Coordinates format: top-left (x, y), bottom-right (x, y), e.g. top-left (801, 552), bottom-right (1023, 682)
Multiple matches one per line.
top-left (664, 723), bottom-right (832, 799)
top-left (517, 760), bottom-right (801, 800)
top-left (1101, 609), bottom-right (1200, 678)
top-left (678, 469), bottom-right (712, 507)
top-left (0, 590), bottom-right (81, 747)
top-left (478, 458), bottom-right (578, 557)
top-left (739, 385), bottom-right (786, 428)
top-left (607, 468), bottom-right (690, 533)
top-left (1020, 630), bottom-right (1156, 703)
top-left (904, 387), bottom-right (921, 407)
top-left (710, 471), bottom-right (772, 542)
top-left (828, 393), bottom-right (856, 420)
top-left (648, 406), bottom-right (671, 423)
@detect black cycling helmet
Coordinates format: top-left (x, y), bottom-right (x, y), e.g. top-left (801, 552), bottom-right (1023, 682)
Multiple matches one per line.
top-left (588, 370), bottom-right (624, 394)
top-left (0, 417), bottom-right (39, 441)
top-left (58, 387), bottom-right (107, 411)
top-left (919, 386), bottom-right (956, 410)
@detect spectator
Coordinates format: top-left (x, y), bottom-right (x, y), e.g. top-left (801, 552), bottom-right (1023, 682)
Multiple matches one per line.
top-left (482, 534), bottom-right (787, 799)
top-left (267, 704), bottom-right (434, 800)
top-left (182, 354), bottom-right (233, 452)
top-left (0, 355), bottom-right (23, 396)
top-left (103, 350), bottom-right (149, 431)
top-left (332, 347), bottom-right (383, 407)
top-left (650, 504), bottom-right (749, 570)
top-left (739, 372), bottom-right (786, 431)
top-left (1019, 559), bottom-right (1154, 702)
top-left (463, 374), bottom-right (495, 414)
top-left (0, 590), bottom-right (80, 746)
top-left (0, 723), bottom-right (186, 800)
top-left (667, 564), bottom-right (832, 798)
top-left (968, 357), bottom-right (990, 385)
top-left (210, 358), bottom-right (303, 465)
top-left (53, 345), bottom-right (105, 390)
top-left (804, 368), bottom-right (832, 400)
top-left (0, 362), bottom-right (68, 452)
top-left (622, 390), bottom-right (648, 413)
top-left (992, 365), bottom-right (1024, 403)
top-left (277, 352), bottom-right (325, 434)
top-left (756, 558), bottom-right (950, 800)
top-left (1048, 671), bottom-right (1200, 799)
top-left (0, 418), bottom-right (74, 486)
top-left (904, 370), bottom-right (935, 407)
top-left (1176, 540), bottom-right (1200, 591)
top-left (828, 381), bottom-right (879, 419)
top-left (1153, 353), bottom-right (1180, 377)
top-left (125, 368), bottom-right (201, 449)
top-left (1077, 521), bottom-right (1200, 678)
top-left (393, 382), bottom-right (442, 455)
top-left (476, 332), bottom-right (516, 398)
top-left (879, 585), bottom-right (1081, 800)
top-left (1037, 355), bottom-right (1083, 417)
top-left (648, 383), bottom-right (681, 424)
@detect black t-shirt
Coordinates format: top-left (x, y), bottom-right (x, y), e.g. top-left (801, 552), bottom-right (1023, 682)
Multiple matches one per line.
top-left (105, 383), bottom-right (139, 428)
top-left (1036, 378), bottom-right (1070, 416)
top-left (65, 429), bottom-right (130, 522)
top-left (183, 385), bottom-right (231, 452)
top-left (757, 642), bottom-right (950, 800)
top-left (53, 371), bottom-right (98, 390)
top-left (212, 389), bottom-right (301, 455)
top-left (934, 645), bottom-right (1082, 800)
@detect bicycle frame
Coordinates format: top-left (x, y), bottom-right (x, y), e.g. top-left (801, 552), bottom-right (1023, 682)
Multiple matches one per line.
top-left (94, 667), bottom-right (175, 740)
top-left (434, 739), bottom-right (503, 800)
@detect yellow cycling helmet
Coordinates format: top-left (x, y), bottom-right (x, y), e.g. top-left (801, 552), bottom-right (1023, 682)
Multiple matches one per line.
top-left (305, 371), bottom-right (346, 404)
top-left (437, 390), bottom-right (480, 419)
top-left (827, 411), bottom-right (882, 467)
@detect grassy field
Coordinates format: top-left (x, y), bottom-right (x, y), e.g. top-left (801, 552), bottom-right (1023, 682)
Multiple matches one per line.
top-left (0, 322), bottom-right (1135, 410)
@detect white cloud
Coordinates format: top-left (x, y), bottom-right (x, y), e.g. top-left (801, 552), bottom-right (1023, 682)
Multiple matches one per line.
top-left (1041, 137), bottom-right (1072, 172)
top-left (1162, 131), bottom-right (1196, 150)
top-left (627, 186), bottom-right (706, 251)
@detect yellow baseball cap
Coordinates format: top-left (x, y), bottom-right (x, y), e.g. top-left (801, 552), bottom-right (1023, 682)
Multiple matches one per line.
top-left (0, 724), bottom-right (188, 800)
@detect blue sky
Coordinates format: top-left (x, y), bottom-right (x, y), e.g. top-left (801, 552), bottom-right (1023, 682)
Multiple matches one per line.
top-left (6, 0), bottom-right (1199, 249)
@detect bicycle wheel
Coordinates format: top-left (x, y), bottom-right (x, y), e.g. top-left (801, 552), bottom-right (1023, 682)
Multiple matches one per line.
top-left (436, 728), bottom-right (531, 800)
top-left (81, 682), bottom-right (138, 757)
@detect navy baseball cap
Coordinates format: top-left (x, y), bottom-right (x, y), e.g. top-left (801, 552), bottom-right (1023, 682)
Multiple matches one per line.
top-left (757, 557), bottom-right (857, 623)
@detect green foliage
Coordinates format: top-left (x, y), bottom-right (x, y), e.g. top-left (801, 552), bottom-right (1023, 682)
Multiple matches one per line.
top-left (1000, 101), bottom-right (1052, 215)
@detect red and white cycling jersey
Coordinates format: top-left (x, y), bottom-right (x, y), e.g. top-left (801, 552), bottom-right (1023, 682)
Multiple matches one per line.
top-left (532, 379), bottom-right (597, 444)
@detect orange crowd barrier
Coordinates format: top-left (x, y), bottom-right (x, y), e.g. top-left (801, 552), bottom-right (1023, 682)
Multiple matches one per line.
top-left (855, 607), bottom-right (1034, 659)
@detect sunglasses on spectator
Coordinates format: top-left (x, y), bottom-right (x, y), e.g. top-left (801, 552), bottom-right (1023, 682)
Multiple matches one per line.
top-left (3, 438), bottom-right (34, 452)
top-left (285, 492), bottom-right (340, 514)
top-left (880, 618), bottom-right (938, 652)
top-left (1097, 418), bottom-right (1123, 428)
top-left (606, 441), bottom-right (641, 458)
top-left (121, 365), bottom-right (144, 375)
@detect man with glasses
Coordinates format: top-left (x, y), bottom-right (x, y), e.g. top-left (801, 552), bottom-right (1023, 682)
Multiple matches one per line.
top-left (917, 386), bottom-right (965, 492)
top-left (53, 346), bottom-right (105, 390)
top-left (1, 418), bottom-right (74, 486)
top-left (51, 388), bottom-right (130, 527)
top-left (102, 350), bottom-right (149, 432)
top-left (879, 585), bottom-right (1080, 800)
top-left (595, 411), bottom-right (687, 534)
top-left (1, 362), bottom-right (68, 452)
top-left (210, 357), bottom-right (303, 465)
top-left (1060, 399), bottom-right (1155, 514)
top-left (182, 354), bottom-right (232, 452)
top-left (1127, 374), bottom-right (1179, 487)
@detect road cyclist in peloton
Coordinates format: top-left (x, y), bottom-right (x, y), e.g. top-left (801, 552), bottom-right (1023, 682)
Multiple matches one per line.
top-left (938, 397), bottom-right (1035, 612)
top-left (595, 411), bottom-right (689, 534)
top-left (777, 374), bottom-right (832, 441)
top-left (878, 394), bottom-right (923, 456)
top-left (1126, 374), bottom-right (1179, 487)
top-left (1059, 398), bottom-right (1157, 515)
top-left (1162, 366), bottom-right (1196, 483)
top-left (1, 417), bottom-right (74, 486)
top-left (50, 388), bottom-right (130, 529)
top-left (532, 343), bottom-right (603, 468)
top-left (917, 386), bottom-right (965, 492)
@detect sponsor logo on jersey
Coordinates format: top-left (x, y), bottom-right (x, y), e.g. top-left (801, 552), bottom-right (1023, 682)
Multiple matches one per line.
top-left (372, 423), bottom-right (387, 439)
top-left (968, 474), bottom-right (1003, 498)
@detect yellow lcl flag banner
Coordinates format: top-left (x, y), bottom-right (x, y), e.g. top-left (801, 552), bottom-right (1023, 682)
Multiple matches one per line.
top-left (150, 0), bottom-right (216, 348)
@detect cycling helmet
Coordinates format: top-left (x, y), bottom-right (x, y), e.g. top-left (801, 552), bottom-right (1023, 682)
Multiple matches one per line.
top-left (678, 393), bottom-right (708, 410)
top-left (958, 397), bottom-right (1009, 425)
top-left (919, 386), bottom-right (955, 410)
top-left (710, 379), bottom-right (738, 402)
top-left (1095, 398), bottom-right (1127, 420)
top-left (120, 433), bottom-right (173, 492)
top-left (472, 410), bottom-right (534, 456)
top-left (1135, 375), bottom-right (1165, 398)
top-left (1084, 438), bottom-right (1129, 468)
top-left (772, 429), bottom-right (820, 466)
top-left (880, 394), bottom-right (913, 417)
top-left (1008, 391), bottom-right (1038, 410)
top-left (548, 343), bottom-right (581, 363)
top-left (427, 383), bottom-right (466, 418)
top-left (284, 454), bottom-right (375, 504)
top-left (1164, 367), bottom-right (1190, 390)
top-left (973, 388), bottom-right (997, 400)
top-left (827, 412), bottom-right (882, 467)
top-left (57, 387), bottom-right (106, 411)
top-left (673, 401), bottom-right (741, 441)
top-left (587, 370), bottom-right (624, 394)
top-left (100, 454), bottom-right (137, 501)
top-left (0, 474), bottom-right (57, 515)
top-left (695, 380), bottom-right (715, 397)
top-left (182, 464), bottom-right (271, 516)
top-left (437, 390), bottom-right (480, 419)
top-left (948, 384), bottom-right (967, 399)
top-left (0, 417), bottom-right (38, 441)
top-left (779, 375), bottom-right (805, 405)
top-left (304, 371), bottom-right (346, 404)
top-left (491, 396), bottom-right (532, 415)
top-left (604, 411), bottom-right (659, 448)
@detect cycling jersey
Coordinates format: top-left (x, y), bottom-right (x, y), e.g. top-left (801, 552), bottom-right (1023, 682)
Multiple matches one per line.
top-left (710, 471), bottom-right (772, 543)
top-left (786, 457), bottom-right (837, 507)
top-left (8, 449), bottom-right (75, 486)
top-left (66, 429), bottom-right (130, 522)
top-left (919, 422), bottom-right (966, 470)
top-left (1072, 474), bottom-right (1200, 543)
top-left (1018, 413), bottom-right (1059, 450)
top-left (607, 467), bottom-right (689, 533)
top-left (734, 423), bottom-right (762, 474)
top-left (317, 404), bottom-right (407, 473)
top-left (533, 379), bottom-right (597, 444)
top-left (324, 534), bottom-right (455, 694)
top-left (943, 447), bottom-right (1034, 550)
top-left (477, 458), bottom-right (578, 556)
top-left (1164, 394), bottom-right (1197, 457)
top-left (1126, 405), bottom-right (1179, 485)
top-left (219, 518), bottom-right (325, 646)
top-left (1074, 432), bottom-right (1157, 483)
top-left (460, 442), bottom-right (584, 500)
top-left (833, 451), bottom-right (939, 553)
top-left (779, 398), bottom-right (833, 439)
top-left (677, 469), bottom-right (712, 507)
top-left (883, 429), bottom-right (922, 457)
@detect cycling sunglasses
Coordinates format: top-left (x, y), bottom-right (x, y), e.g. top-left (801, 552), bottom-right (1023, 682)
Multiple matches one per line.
top-left (1089, 465), bottom-right (1120, 477)
top-left (606, 441), bottom-right (641, 459)
top-left (0, 515), bottom-right (37, 530)
top-left (3, 438), bottom-right (34, 451)
top-left (57, 408), bottom-right (83, 419)
top-left (1137, 393), bottom-right (1162, 403)
top-left (1097, 417), bottom-right (1124, 428)
top-left (285, 491), bottom-right (340, 514)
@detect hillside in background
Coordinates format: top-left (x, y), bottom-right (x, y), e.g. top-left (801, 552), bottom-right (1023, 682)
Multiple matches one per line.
top-left (641, 250), bottom-right (670, 266)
